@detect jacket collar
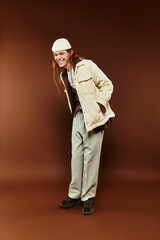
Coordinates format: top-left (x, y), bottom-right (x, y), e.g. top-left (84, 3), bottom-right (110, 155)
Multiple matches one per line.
top-left (60, 58), bottom-right (83, 76)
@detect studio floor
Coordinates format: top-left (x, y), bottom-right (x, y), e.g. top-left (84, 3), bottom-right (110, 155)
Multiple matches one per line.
top-left (0, 178), bottom-right (159, 240)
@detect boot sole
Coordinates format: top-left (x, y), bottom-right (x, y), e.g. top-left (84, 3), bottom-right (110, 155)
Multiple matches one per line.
top-left (82, 208), bottom-right (94, 215)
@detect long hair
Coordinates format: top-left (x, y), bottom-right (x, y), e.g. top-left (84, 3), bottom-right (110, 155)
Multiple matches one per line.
top-left (52, 49), bottom-right (84, 94)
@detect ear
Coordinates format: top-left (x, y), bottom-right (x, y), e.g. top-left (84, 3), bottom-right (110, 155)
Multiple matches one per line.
top-left (70, 49), bottom-right (73, 56)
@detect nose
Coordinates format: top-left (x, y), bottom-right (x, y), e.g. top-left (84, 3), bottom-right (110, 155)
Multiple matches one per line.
top-left (55, 55), bottom-right (61, 61)
top-left (58, 56), bottom-right (63, 61)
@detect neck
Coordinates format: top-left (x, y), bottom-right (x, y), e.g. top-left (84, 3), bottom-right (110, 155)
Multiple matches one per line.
top-left (65, 62), bottom-right (73, 72)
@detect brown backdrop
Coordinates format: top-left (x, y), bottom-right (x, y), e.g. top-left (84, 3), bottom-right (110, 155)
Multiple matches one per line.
top-left (1, 0), bottom-right (160, 239)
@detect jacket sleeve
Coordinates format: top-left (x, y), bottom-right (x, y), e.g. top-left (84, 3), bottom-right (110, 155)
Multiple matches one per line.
top-left (89, 61), bottom-right (114, 108)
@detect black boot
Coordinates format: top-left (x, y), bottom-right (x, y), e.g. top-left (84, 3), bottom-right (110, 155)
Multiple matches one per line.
top-left (60, 197), bottom-right (82, 209)
top-left (82, 198), bottom-right (94, 215)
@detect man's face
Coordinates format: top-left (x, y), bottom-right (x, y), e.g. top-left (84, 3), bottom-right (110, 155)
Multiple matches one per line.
top-left (53, 50), bottom-right (72, 68)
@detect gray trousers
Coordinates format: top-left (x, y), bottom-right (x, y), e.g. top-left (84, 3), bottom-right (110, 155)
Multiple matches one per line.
top-left (68, 111), bottom-right (104, 201)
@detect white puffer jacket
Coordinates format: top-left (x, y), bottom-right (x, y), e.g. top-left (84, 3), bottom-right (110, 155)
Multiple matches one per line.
top-left (60, 59), bottom-right (115, 132)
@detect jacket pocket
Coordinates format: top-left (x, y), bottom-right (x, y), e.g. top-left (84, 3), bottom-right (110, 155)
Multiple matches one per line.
top-left (78, 73), bottom-right (92, 82)
top-left (78, 73), bottom-right (95, 94)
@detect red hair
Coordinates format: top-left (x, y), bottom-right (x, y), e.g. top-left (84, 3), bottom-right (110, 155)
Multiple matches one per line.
top-left (52, 49), bottom-right (84, 94)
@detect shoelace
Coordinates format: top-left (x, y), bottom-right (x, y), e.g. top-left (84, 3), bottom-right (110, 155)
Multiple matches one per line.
top-left (66, 197), bottom-right (71, 201)
top-left (84, 199), bottom-right (93, 207)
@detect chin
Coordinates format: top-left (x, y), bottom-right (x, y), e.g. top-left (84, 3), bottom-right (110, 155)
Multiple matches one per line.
top-left (58, 64), bottom-right (65, 68)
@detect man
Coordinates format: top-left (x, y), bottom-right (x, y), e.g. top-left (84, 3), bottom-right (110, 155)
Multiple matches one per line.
top-left (51, 38), bottom-right (115, 215)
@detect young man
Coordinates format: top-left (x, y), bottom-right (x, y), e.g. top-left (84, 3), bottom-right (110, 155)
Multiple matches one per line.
top-left (52, 38), bottom-right (115, 215)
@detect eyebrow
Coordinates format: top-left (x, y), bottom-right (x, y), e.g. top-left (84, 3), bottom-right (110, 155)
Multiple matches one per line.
top-left (54, 51), bottom-right (64, 56)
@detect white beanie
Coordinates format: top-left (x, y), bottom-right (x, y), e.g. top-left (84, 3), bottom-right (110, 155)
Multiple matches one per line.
top-left (52, 38), bottom-right (72, 52)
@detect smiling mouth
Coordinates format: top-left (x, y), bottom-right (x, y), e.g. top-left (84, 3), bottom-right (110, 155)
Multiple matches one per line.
top-left (57, 59), bottom-right (65, 64)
